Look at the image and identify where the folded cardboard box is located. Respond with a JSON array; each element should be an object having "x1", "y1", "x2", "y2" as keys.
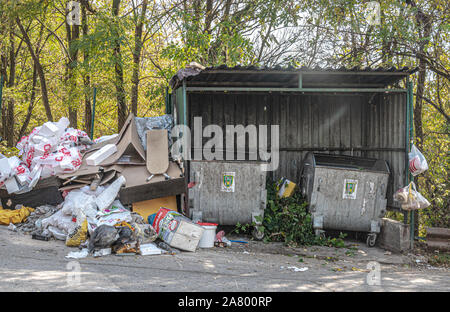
[{"x1": 118, "y1": 162, "x2": 185, "y2": 205}]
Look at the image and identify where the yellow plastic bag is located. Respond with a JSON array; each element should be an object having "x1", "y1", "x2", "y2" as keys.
[
  {"x1": 0, "y1": 206, "x2": 34, "y2": 225},
  {"x1": 66, "y1": 219, "x2": 88, "y2": 247}
]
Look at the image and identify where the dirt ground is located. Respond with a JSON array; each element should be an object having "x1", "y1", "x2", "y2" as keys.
[{"x1": 0, "y1": 225, "x2": 448, "y2": 292}]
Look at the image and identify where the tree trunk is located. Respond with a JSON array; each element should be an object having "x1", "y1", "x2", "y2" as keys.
[
  {"x1": 81, "y1": 3, "x2": 92, "y2": 135},
  {"x1": 112, "y1": 0, "x2": 127, "y2": 130},
  {"x1": 5, "y1": 28, "x2": 16, "y2": 147},
  {"x1": 16, "y1": 17, "x2": 53, "y2": 122},
  {"x1": 66, "y1": 1, "x2": 80, "y2": 129},
  {"x1": 130, "y1": 0, "x2": 148, "y2": 116},
  {"x1": 18, "y1": 63, "x2": 38, "y2": 140}
]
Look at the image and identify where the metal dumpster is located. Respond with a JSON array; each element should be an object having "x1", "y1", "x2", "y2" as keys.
[
  {"x1": 300, "y1": 152, "x2": 390, "y2": 246},
  {"x1": 188, "y1": 160, "x2": 267, "y2": 238}
]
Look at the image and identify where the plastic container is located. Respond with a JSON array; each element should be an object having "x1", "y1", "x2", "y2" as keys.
[{"x1": 197, "y1": 222, "x2": 218, "y2": 248}]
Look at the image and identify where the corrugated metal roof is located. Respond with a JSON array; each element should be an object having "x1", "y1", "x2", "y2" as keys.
[{"x1": 170, "y1": 65, "x2": 418, "y2": 90}]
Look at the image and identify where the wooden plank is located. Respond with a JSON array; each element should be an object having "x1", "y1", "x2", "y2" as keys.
[
  {"x1": 0, "y1": 176, "x2": 61, "y2": 198},
  {"x1": 426, "y1": 240, "x2": 450, "y2": 251},
  {"x1": 426, "y1": 227, "x2": 450, "y2": 238},
  {"x1": 1, "y1": 185, "x2": 63, "y2": 209}
]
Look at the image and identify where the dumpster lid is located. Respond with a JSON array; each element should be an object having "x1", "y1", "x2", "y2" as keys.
[{"x1": 311, "y1": 153, "x2": 390, "y2": 173}]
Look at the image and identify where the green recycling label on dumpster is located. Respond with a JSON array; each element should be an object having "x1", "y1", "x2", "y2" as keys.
[
  {"x1": 222, "y1": 172, "x2": 235, "y2": 192},
  {"x1": 343, "y1": 179, "x2": 358, "y2": 199}
]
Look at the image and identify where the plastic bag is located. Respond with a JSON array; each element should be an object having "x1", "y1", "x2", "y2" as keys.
[
  {"x1": 132, "y1": 223, "x2": 158, "y2": 244},
  {"x1": 393, "y1": 182, "x2": 431, "y2": 210},
  {"x1": 408, "y1": 145, "x2": 428, "y2": 176},
  {"x1": 95, "y1": 200, "x2": 132, "y2": 227},
  {"x1": 61, "y1": 190, "x2": 98, "y2": 219},
  {"x1": 88, "y1": 224, "x2": 120, "y2": 253},
  {"x1": 151, "y1": 208, "x2": 204, "y2": 252},
  {"x1": 135, "y1": 115, "x2": 173, "y2": 151},
  {"x1": 41, "y1": 209, "x2": 73, "y2": 233},
  {"x1": 66, "y1": 218, "x2": 88, "y2": 247},
  {"x1": 48, "y1": 226, "x2": 67, "y2": 240},
  {"x1": 95, "y1": 176, "x2": 126, "y2": 211}
]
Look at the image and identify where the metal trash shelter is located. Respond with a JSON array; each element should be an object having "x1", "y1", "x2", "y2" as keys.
[{"x1": 168, "y1": 65, "x2": 417, "y2": 244}]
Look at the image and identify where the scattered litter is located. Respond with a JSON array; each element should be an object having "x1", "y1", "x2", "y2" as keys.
[
  {"x1": 287, "y1": 266, "x2": 309, "y2": 272},
  {"x1": 139, "y1": 243, "x2": 163, "y2": 256},
  {"x1": 66, "y1": 248, "x2": 89, "y2": 259},
  {"x1": 197, "y1": 222, "x2": 218, "y2": 248},
  {"x1": 243, "y1": 251, "x2": 250, "y2": 254},
  {"x1": 88, "y1": 225, "x2": 120, "y2": 253},
  {"x1": 408, "y1": 144, "x2": 428, "y2": 176},
  {"x1": 93, "y1": 248, "x2": 112, "y2": 257},
  {"x1": 7, "y1": 223, "x2": 17, "y2": 232},
  {"x1": 151, "y1": 208, "x2": 204, "y2": 252},
  {"x1": 133, "y1": 222, "x2": 158, "y2": 244},
  {"x1": 215, "y1": 230, "x2": 231, "y2": 247},
  {"x1": 156, "y1": 241, "x2": 180, "y2": 255}
]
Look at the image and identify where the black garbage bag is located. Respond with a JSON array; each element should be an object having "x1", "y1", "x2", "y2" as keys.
[{"x1": 88, "y1": 225, "x2": 120, "y2": 253}]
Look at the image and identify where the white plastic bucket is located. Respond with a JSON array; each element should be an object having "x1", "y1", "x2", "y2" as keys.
[{"x1": 197, "y1": 223, "x2": 218, "y2": 248}]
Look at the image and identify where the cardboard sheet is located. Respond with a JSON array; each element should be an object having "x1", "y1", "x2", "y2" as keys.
[
  {"x1": 132, "y1": 196, "x2": 177, "y2": 222},
  {"x1": 146, "y1": 129, "x2": 169, "y2": 174}
]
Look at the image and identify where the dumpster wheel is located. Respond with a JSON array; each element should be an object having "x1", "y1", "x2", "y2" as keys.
[
  {"x1": 366, "y1": 233, "x2": 377, "y2": 247},
  {"x1": 252, "y1": 228, "x2": 264, "y2": 241}
]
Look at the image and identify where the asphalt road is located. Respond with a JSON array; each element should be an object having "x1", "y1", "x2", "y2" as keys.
[{"x1": 0, "y1": 226, "x2": 448, "y2": 292}]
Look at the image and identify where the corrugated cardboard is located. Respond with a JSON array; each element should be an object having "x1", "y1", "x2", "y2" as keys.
[
  {"x1": 118, "y1": 162, "x2": 182, "y2": 188},
  {"x1": 146, "y1": 129, "x2": 169, "y2": 174},
  {"x1": 99, "y1": 114, "x2": 146, "y2": 166}
]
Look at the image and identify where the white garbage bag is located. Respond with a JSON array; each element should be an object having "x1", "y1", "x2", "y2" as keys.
[
  {"x1": 408, "y1": 145, "x2": 428, "y2": 176},
  {"x1": 393, "y1": 182, "x2": 431, "y2": 210}
]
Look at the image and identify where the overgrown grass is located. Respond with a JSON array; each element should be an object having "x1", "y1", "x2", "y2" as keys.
[{"x1": 234, "y1": 180, "x2": 346, "y2": 248}]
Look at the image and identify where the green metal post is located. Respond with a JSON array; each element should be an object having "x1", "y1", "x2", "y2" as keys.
[
  {"x1": 407, "y1": 81, "x2": 415, "y2": 249},
  {"x1": 165, "y1": 87, "x2": 169, "y2": 114},
  {"x1": 90, "y1": 87, "x2": 97, "y2": 139},
  {"x1": 0, "y1": 75, "x2": 4, "y2": 124},
  {"x1": 182, "y1": 80, "x2": 187, "y2": 126}
]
